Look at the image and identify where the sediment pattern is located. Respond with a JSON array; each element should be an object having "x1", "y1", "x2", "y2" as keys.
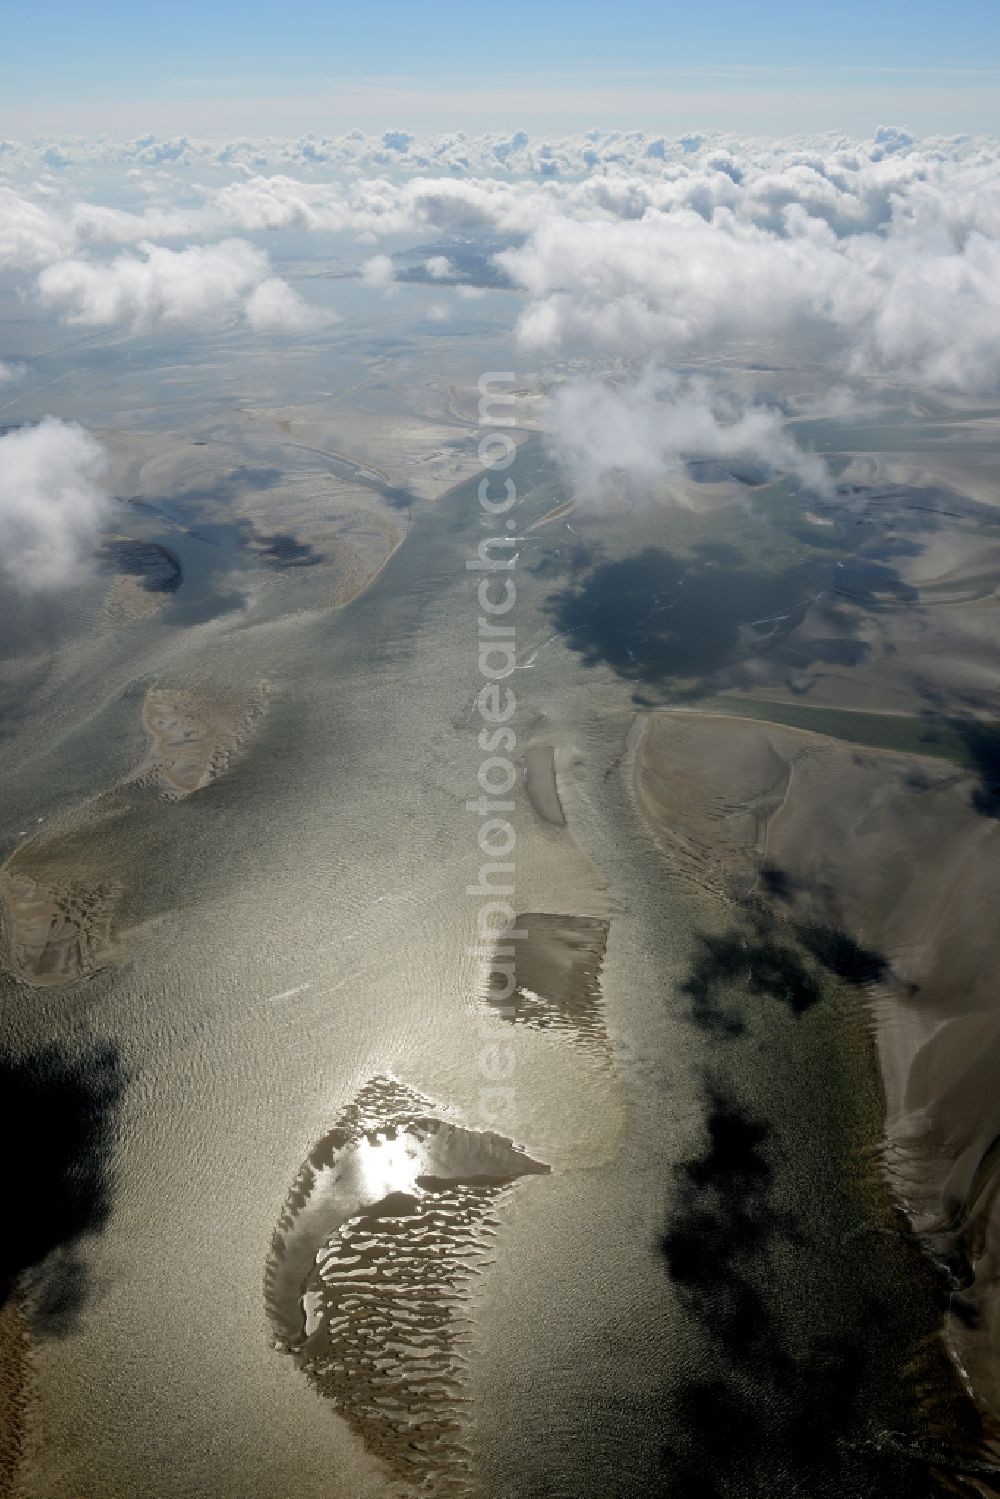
[
  {"x1": 0, "y1": 1299, "x2": 29, "y2": 1499},
  {"x1": 99, "y1": 537, "x2": 183, "y2": 621},
  {"x1": 265, "y1": 1077, "x2": 548, "y2": 1496},
  {"x1": 484, "y1": 913, "x2": 611, "y2": 1052},
  {"x1": 0, "y1": 871, "x2": 117, "y2": 987},
  {"x1": 139, "y1": 686, "x2": 265, "y2": 798}
]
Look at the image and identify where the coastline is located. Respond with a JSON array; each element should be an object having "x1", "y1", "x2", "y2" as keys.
[{"x1": 630, "y1": 707, "x2": 1000, "y2": 1485}]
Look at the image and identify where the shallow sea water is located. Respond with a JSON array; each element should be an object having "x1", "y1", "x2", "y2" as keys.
[
  {"x1": 0, "y1": 438, "x2": 697, "y2": 1498},
  {"x1": 0, "y1": 324, "x2": 961, "y2": 1498}
]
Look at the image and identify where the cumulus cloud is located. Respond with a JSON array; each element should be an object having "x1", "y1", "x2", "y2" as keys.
[
  {"x1": 244, "y1": 275, "x2": 324, "y2": 332},
  {"x1": 0, "y1": 183, "x2": 221, "y2": 270},
  {"x1": 499, "y1": 196, "x2": 1000, "y2": 391},
  {"x1": 425, "y1": 254, "x2": 453, "y2": 278},
  {"x1": 360, "y1": 252, "x2": 396, "y2": 290},
  {"x1": 0, "y1": 418, "x2": 111, "y2": 591},
  {"x1": 0, "y1": 184, "x2": 73, "y2": 268},
  {"x1": 550, "y1": 371, "x2": 830, "y2": 506},
  {"x1": 500, "y1": 211, "x2": 834, "y2": 360},
  {"x1": 859, "y1": 230, "x2": 1000, "y2": 389},
  {"x1": 0, "y1": 359, "x2": 26, "y2": 385},
  {"x1": 4, "y1": 127, "x2": 1000, "y2": 393},
  {"x1": 36, "y1": 239, "x2": 316, "y2": 332},
  {"x1": 0, "y1": 124, "x2": 981, "y2": 195},
  {"x1": 870, "y1": 124, "x2": 915, "y2": 160}
]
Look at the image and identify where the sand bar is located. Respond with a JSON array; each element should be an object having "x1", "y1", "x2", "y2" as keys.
[
  {"x1": 523, "y1": 745, "x2": 566, "y2": 828},
  {"x1": 634, "y1": 708, "x2": 1000, "y2": 1459},
  {"x1": 0, "y1": 871, "x2": 116, "y2": 988}
]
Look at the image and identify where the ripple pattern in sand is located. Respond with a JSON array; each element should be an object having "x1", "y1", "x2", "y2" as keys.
[
  {"x1": 138, "y1": 685, "x2": 266, "y2": 799},
  {"x1": 265, "y1": 1077, "x2": 548, "y2": 1496},
  {"x1": 0, "y1": 871, "x2": 117, "y2": 987},
  {"x1": 484, "y1": 913, "x2": 611, "y2": 1053}
]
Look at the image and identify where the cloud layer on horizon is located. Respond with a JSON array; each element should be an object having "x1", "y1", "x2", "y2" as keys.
[
  {"x1": 2, "y1": 126, "x2": 1000, "y2": 390},
  {"x1": 2, "y1": 126, "x2": 1000, "y2": 533}
]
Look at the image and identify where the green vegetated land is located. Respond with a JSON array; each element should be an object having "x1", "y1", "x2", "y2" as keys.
[{"x1": 700, "y1": 694, "x2": 998, "y2": 770}]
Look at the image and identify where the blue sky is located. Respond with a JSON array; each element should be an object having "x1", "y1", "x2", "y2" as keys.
[{"x1": 3, "y1": 0, "x2": 1000, "y2": 137}]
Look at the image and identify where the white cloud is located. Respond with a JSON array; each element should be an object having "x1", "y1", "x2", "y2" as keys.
[
  {"x1": 0, "y1": 184, "x2": 73, "y2": 268},
  {"x1": 0, "y1": 419, "x2": 112, "y2": 591},
  {"x1": 360, "y1": 252, "x2": 396, "y2": 290},
  {"x1": 859, "y1": 230, "x2": 1000, "y2": 389},
  {"x1": 36, "y1": 238, "x2": 315, "y2": 332},
  {"x1": 425, "y1": 254, "x2": 452, "y2": 277},
  {"x1": 3, "y1": 128, "x2": 1000, "y2": 393},
  {"x1": 0, "y1": 359, "x2": 26, "y2": 386},
  {"x1": 550, "y1": 371, "x2": 830, "y2": 506},
  {"x1": 244, "y1": 275, "x2": 324, "y2": 332},
  {"x1": 498, "y1": 192, "x2": 1000, "y2": 391}
]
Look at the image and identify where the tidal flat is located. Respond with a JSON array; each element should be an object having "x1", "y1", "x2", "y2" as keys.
[{"x1": 2, "y1": 296, "x2": 1000, "y2": 1499}]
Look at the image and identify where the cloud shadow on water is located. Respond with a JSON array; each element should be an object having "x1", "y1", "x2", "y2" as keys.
[
  {"x1": 658, "y1": 903, "x2": 980, "y2": 1496},
  {"x1": 678, "y1": 903, "x2": 888, "y2": 1037},
  {"x1": 953, "y1": 721, "x2": 1000, "y2": 819},
  {"x1": 248, "y1": 528, "x2": 324, "y2": 569},
  {"x1": 544, "y1": 545, "x2": 877, "y2": 688},
  {"x1": 657, "y1": 1081, "x2": 938, "y2": 1499},
  {"x1": 98, "y1": 538, "x2": 183, "y2": 595},
  {"x1": 0, "y1": 1040, "x2": 124, "y2": 1334}
]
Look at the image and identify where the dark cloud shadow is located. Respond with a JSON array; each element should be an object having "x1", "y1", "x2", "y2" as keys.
[
  {"x1": 655, "y1": 887, "x2": 984, "y2": 1496},
  {"x1": 680, "y1": 918, "x2": 822, "y2": 1035},
  {"x1": 544, "y1": 545, "x2": 878, "y2": 687},
  {"x1": 380, "y1": 484, "x2": 418, "y2": 510},
  {"x1": 677, "y1": 900, "x2": 889, "y2": 1036},
  {"x1": 906, "y1": 712, "x2": 1000, "y2": 820},
  {"x1": 0, "y1": 1040, "x2": 124, "y2": 1334},
  {"x1": 170, "y1": 466, "x2": 286, "y2": 508},
  {"x1": 98, "y1": 538, "x2": 183, "y2": 594},
  {"x1": 530, "y1": 538, "x2": 601, "y2": 581},
  {"x1": 657, "y1": 1079, "x2": 975, "y2": 1498},
  {"x1": 954, "y1": 721, "x2": 1000, "y2": 819},
  {"x1": 793, "y1": 920, "x2": 889, "y2": 985},
  {"x1": 248, "y1": 529, "x2": 323, "y2": 569}
]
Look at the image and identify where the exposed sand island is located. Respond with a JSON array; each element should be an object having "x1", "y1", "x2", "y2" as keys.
[
  {"x1": 633, "y1": 709, "x2": 1000, "y2": 1474},
  {"x1": 0, "y1": 684, "x2": 264, "y2": 987},
  {"x1": 484, "y1": 913, "x2": 611, "y2": 1053},
  {"x1": 98, "y1": 536, "x2": 183, "y2": 622},
  {"x1": 231, "y1": 472, "x2": 405, "y2": 611},
  {"x1": 523, "y1": 745, "x2": 566, "y2": 828},
  {"x1": 138, "y1": 686, "x2": 266, "y2": 799},
  {"x1": 102, "y1": 429, "x2": 409, "y2": 623},
  {"x1": 0, "y1": 870, "x2": 117, "y2": 988},
  {"x1": 265, "y1": 1077, "x2": 549, "y2": 1497}
]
